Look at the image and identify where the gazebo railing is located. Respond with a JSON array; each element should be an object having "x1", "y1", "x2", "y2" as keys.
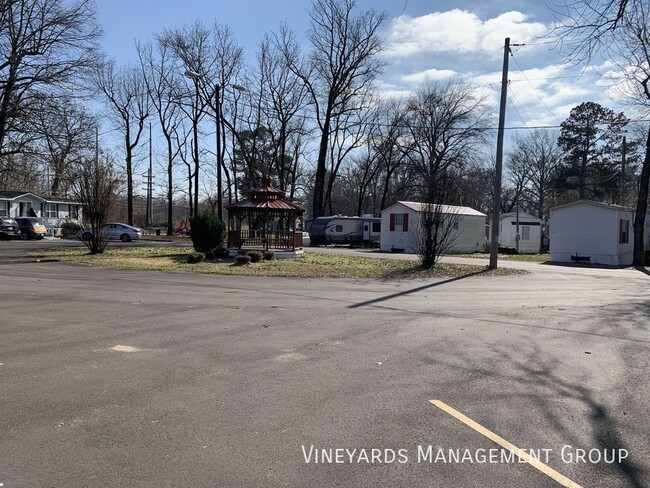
[{"x1": 228, "y1": 229, "x2": 303, "y2": 250}]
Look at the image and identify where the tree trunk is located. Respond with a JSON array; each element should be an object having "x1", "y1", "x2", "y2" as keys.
[
  {"x1": 633, "y1": 127, "x2": 650, "y2": 266},
  {"x1": 312, "y1": 113, "x2": 331, "y2": 219},
  {"x1": 580, "y1": 143, "x2": 588, "y2": 199},
  {"x1": 125, "y1": 141, "x2": 134, "y2": 226},
  {"x1": 167, "y1": 136, "x2": 174, "y2": 236}
]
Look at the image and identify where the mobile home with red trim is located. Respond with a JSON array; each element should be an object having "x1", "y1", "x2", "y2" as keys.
[{"x1": 380, "y1": 201, "x2": 486, "y2": 254}]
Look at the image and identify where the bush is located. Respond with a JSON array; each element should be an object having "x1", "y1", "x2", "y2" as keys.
[
  {"x1": 204, "y1": 249, "x2": 216, "y2": 261},
  {"x1": 190, "y1": 213, "x2": 225, "y2": 253},
  {"x1": 234, "y1": 254, "x2": 251, "y2": 265},
  {"x1": 247, "y1": 250, "x2": 263, "y2": 263},
  {"x1": 214, "y1": 246, "x2": 230, "y2": 259},
  {"x1": 186, "y1": 252, "x2": 206, "y2": 264},
  {"x1": 263, "y1": 250, "x2": 275, "y2": 261},
  {"x1": 61, "y1": 221, "x2": 81, "y2": 238}
]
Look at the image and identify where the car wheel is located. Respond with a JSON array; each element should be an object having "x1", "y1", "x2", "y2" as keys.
[
  {"x1": 81, "y1": 232, "x2": 93, "y2": 241},
  {"x1": 120, "y1": 234, "x2": 131, "y2": 242},
  {"x1": 20, "y1": 232, "x2": 28, "y2": 240}
]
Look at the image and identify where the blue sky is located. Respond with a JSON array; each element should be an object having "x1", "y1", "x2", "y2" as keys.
[{"x1": 96, "y1": 0, "x2": 633, "y2": 134}]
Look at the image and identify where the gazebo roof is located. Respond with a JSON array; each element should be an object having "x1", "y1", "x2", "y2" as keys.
[{"x1": 226, "y1": 175, "x2": 305, "y2": 213}]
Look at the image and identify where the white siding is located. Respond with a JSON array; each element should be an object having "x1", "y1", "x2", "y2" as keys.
[
  {"x1": 380, "y1": 203, "x2": 485, "y2": 254},
  {"x1": 380, "y1": 206, "x2": 420, "y2": 253},
  {"x1": 550, "y1": 202, "x2": 634, "y2": 266},
  {"x1": 498, "y1": 213, "x2": 542, "y2": 253}
]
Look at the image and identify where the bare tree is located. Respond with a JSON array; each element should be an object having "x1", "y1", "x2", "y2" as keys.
[
  {"x1": 95, "y1": 61, "x2": 150, "y2": 226},
  {"x1": 31, "y1": 96, "x2": 96, "y2": 196},
  {"x1": 0, "y1": 0, "x2": 99, "y2": 171},
  {"x1": 416, "y1": 202, "x2": 461, "y2": 268},
  {"x1": 279, "y1": 0, "x2": 386, "y2": 219},
  {"x1": 402, "y1": 80, "x2": 492, "y2": 267},
  {"x1": 74, "y1": 157, "x2": 121, "y2": 254},
  {"x1": 551, "y1": 0, "x2": 650, "y2": 265},
  {"x1": 160, "y1": 21, "x2": 244, "y2": 216},
  {"x1": 138, "y1": 40, "x2": 184, "y2": 235},
  {"x1": 509, "y1": 130, "x2": 563, "y2": 220}
]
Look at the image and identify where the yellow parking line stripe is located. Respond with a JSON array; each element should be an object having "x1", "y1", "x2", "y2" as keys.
[{"x1": 429, "y1": 400, "x2": 583, "y2": 488}]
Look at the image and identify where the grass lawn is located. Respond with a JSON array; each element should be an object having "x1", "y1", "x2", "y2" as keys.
[
  {"x1": 452, "y1": 252, "x2": 550, "y2": 263},
  {"x1": 31, "y1": 246, "x2": 527, "y2": 280}
]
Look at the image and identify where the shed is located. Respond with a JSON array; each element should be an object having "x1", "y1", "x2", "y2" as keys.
[
  {"x1": 498, "y1": 211, "x2": 542, "y2": 253},
  {"x1": 380, "y1": 201, "x2": 486, "y2": 254},
  {"x1": 549, "y1": 200, "x2": 650, "y2": 266}
]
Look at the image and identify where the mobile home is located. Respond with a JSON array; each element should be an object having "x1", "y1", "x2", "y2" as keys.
[{"x1": 380, "y1": 201, "x2": 486, "y2": 254}]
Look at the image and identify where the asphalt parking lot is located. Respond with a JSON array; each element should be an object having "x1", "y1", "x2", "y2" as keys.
[{"x1": 0, "y1": 242, "x2": 649, "y2": 487}]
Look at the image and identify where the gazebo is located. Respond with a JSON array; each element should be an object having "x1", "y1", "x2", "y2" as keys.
[{"x1": 226, "y1": 175, "x2": 306, "y2": 258}]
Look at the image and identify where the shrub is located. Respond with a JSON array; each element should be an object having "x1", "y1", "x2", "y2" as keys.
[
  {"x1": 263, "y1": 250, "x2": 275, "y2": 261},
  {"x1": 247, "y1": 250, "x2": 263, "y2": 263},
  {"x1": 214, "y1": 246, "x2": 230, "y2": 259},
  {"x1": 189, "y1": 213, "x2": 225, "y2": 252},
  {"x1": 186, "y1": 252, "x2": 205, "y2": 264},
  {"x1": 61, "y1": 221, "x2": 81, "y2": 238},
  {"x1": 204, "y1": 250, "x2": 216, "y2": 261},
  {"x1": 234, "y1": 254, "x2": 251, "y2": 265}
]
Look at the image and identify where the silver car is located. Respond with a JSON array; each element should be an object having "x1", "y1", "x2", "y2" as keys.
[{"x1": 79, "y1": 223, "x2": 142, "y2": 242}]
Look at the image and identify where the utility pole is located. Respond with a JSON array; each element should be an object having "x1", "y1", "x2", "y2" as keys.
[
  {"x1": 215, "y1": 83, "x2": 223, "y2": 221},
  {"x1": 489, "y1": 37, "x2": 511, "y2": 270},
  {"x1": 146, "y1": 122, "x2": 152, "y2": 227},
  {"x1": 620, "y1": 135, "x2": 627, "y2": 207}
]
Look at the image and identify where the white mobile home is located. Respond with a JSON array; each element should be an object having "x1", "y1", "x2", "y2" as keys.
[
  {"x1": 549, "y1": 200, "x2": 650, "y2": 266},
  {"x1": 498, "y1": 212, "x2": 542, "y2": 253},
  {"x1": 0, "y1": 191, "x2": 83, "y2": 235},
  {"x1": 380, "y1": 201, "x2": 486, "y2": 254}
]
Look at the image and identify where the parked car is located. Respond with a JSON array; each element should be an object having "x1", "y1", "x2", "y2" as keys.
[
  {"x1": 15, "y1": 217, "x2": 48, "y2": 240},
  {"x1": 79, "y1": 222, "x2": 142, "y2": 242},
  {"x1": 0, "y1": 216, "x2": 22, "y2": 240}
]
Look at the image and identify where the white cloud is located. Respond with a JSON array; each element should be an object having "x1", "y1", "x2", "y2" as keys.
[
  {"x1": 400, "y1": 68, "x2": 458, "y2": 84},
  {"x1": 385, "y1": 9, "x2": 548, "y2": 58}
]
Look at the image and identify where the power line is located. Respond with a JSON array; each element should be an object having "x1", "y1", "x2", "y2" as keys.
[{"x1": 510, "y1": 51, "x2": 563, "y2": 125}]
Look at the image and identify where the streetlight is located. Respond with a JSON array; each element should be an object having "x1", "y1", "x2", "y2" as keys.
[{"x1": 184, "y1": 70, "x2": 245, "y2": 221}]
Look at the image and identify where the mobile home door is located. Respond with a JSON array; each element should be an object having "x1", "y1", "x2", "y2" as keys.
[{"x1": 363, "y1": 221, "x2": 370, "y2": 241}]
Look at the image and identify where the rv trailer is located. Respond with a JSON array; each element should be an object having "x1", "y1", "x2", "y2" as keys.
[{"x1": 308, "y1": 215, "x2": 381, "y2": 247}]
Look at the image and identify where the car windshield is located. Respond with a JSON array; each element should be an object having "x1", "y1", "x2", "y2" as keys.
[{"x1": 2, "y1": 218, "x2": 18, "y2": 225}]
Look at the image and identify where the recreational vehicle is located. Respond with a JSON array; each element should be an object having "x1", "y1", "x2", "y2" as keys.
[{"x1": 308, "y1": 215, "x2": 381, "y2": 247}]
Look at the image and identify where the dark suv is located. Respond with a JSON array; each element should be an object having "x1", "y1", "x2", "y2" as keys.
[
  {"x1": 0, "y1": 216, "x2": 21, "y2": 240},
  {"x1": 15, "y1": 217, "x2": 48, "y2": 240}
]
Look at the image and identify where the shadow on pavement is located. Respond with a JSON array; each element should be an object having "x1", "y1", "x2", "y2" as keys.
[
  {"x1": 420, "y1": 345, "x2": 647, "y2": 487},
  {"x1": 349, "y1": 269, "x2": 488, "y2": 309}
]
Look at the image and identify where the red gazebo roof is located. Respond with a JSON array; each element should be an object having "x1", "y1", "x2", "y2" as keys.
[{"x1": 226, "y1": 175, "x2": 305, "y2": 213}]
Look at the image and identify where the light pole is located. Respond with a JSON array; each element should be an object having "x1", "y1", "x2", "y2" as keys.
[
  {"x1": 184, "y1": 70, "x2": 201, "y2": 217},
  {"x1": 184, "y1": 70, "x2": 245, "y2": 221}
]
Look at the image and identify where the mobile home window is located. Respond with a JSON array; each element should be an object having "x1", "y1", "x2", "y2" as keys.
[
  {"x1": 45, "y1": 203, "x2": 58, "y2": 218},
  {"x1": 619, "y1": 219, "x2": 629, "y2": 244},
  {"x1": 0, "y1": 201, "x2": 8, "y2": 216},
  {"x1": 372, "y1": 222, "x2": 380, "y2": 233},
  {"x1": 521, "y1": 225, "x2": 530, "y2": 241},
  {"x1": 69, "y1": 205, "x2": 79, "y2": 220}
]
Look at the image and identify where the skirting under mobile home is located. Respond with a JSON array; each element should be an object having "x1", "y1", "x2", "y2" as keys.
[{"x1": 380, "y1": 201, "x2": 486, "y2": 254}]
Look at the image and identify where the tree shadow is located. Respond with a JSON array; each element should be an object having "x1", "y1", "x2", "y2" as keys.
[
  {"x1": 349, "y1": 269, "x2": 489, "y2": 309},
  {"x1": 420, "y1": 344, "x2": 646, "y2": 487},
  {"x1": 633, "y1": 265, "x2": 650, "y2": 277}
]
